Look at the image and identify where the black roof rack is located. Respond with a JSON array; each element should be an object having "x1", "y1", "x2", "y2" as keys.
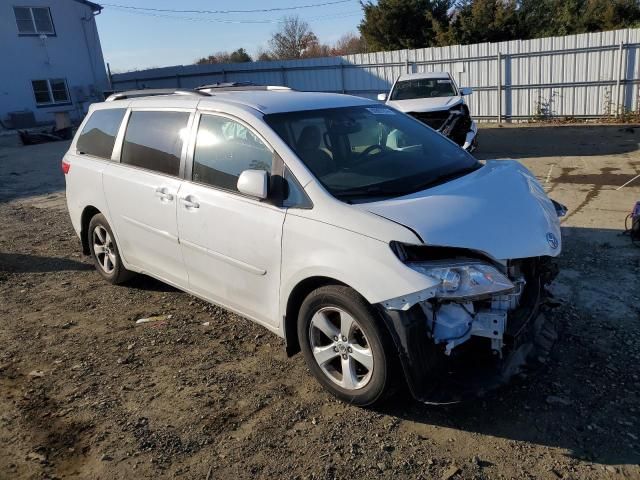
[
  {"x1": 198, "y1": 82, "x2": 255, "y2": 89},
  {"x1": 105, "y1": 88, "x2": 210, "y2": 102}
]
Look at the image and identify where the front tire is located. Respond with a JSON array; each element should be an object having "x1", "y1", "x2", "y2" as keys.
[
  {"x1": 297, "y1": 285, "x2": 396, "y2": 406},
  {"x1": 88, "y1": 213, "x2": 134, "y2": 284}
]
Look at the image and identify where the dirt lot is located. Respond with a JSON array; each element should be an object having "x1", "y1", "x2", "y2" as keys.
[{"x1": 1, "y1": 124, "x2": 639, "y2": 479}]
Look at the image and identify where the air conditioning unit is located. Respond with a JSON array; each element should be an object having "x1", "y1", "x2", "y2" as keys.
[{"x1": 9, "y1": 110, "x2": 36, "y2": 129}]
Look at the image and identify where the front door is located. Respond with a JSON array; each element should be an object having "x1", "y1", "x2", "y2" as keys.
[
  {"x1": 177, "y1": 113, "x2": 285, "y2": 326},
  {"x1": 103, "y1": 109, "x2": 192, "y2": 286}
]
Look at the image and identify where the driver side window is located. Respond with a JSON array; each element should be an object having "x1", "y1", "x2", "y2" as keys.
[{"x1": 192, "y1": 114, "x2": 273, "y2": 192}]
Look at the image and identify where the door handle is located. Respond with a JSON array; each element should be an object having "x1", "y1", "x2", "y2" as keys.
[
  {"x1": 180, "y1": 195, "x2": 200, "y2": 209},
  {"x1": 155, "y1": 187, "x2": 174, "y2": 201}
]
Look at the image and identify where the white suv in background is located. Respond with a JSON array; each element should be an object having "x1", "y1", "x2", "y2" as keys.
[
  {"x1": 378, "y1": 72, "x2": 478, "y2": 152},
  {"x1": 63, "y1": 87, "x2": 563, "y2": 405}
]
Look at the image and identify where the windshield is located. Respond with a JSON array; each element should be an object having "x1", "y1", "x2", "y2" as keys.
[
  {"x1": 390, "y1": 78, "x2": 457, "y2": 101},
  {"x1": 264, "y1": 105, "x2": 480, "y2": 203}
]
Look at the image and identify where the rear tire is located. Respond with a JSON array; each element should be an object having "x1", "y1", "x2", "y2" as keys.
[
  {"x1": 297, "y1": 285, "x2": 397, "y2": 406},
  {"x1": 88, "y1": 213, "x2": 134, "y2": 284}
]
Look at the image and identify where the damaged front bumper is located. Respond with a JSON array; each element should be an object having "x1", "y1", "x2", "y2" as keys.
[
  {"x1": 377, "y1": 257, "x2": 558, "y2": 404},
  {"x1": 461, "y1": 120, "x2": 478, "y2": 152},
  {"x1": 409, "y1": 109, "x2": 478, "y2": 153}
]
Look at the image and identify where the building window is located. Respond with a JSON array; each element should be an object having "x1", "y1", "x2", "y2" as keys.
[
  {"x1": 32, "y1": 79, "x2": 70, "y2": 106},
  {"x1": 14, "y1": 6, "x2": 55, "y2": 35}
]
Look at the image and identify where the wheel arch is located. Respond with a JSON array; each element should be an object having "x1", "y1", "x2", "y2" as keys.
[
  {"x1": 284, "y1": 276, "x2": 348, "y2": 357},
  {"x1": 80, "y1": 205, "x2": 101, "y2": 255}
]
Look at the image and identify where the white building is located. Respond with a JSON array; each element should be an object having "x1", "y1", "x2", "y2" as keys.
[{"x1": 0, "y1": 0, "x2": 109, "y2": 127}]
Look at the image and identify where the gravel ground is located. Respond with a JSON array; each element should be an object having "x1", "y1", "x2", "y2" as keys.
[{"x1": 1, "y1": 125, "x2": 639, "y2": 479}]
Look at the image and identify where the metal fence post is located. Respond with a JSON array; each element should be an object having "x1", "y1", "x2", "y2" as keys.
[
  {"x1": 497, "y1": 51, "x2": 502, "y2": 123},
  {"x1": 616, "y1": 41, "x2": 624, "y2": 117},
  {"x1": 340, "y1": 63, "x2": 346, "y2": 93}
]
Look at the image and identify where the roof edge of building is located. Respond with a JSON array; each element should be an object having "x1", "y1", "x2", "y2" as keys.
[{"x1": 72, "y1": 0, "x2": 103, "y2": 13}]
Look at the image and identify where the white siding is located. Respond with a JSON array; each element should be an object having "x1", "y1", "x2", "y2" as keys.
[{"x1": 0, "y1": 0, "x2": 109, "y2": 124}]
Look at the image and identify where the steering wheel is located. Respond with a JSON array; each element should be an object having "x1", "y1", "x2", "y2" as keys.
[{"x1": 357, "y1": 144, "x2": 390, "y2": 159}]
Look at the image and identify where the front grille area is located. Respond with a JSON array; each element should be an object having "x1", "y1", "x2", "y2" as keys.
[
  {"x1": 409, "y1": 108, "x2": 472, "y2": 147},
  {"x1": 408, "y1": 111, "x2": 450, "y2": 129},
  {"x1": 449, "y1": 114, "x2": 471, "y2": 146}
]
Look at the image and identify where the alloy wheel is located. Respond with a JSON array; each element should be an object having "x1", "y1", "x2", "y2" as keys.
[
  {"x1": 308, "y1": 306, "x2": 374, "y2": 390},
  {"x1": 92, "y1": 225, "x2": 116, "y2": 274}
]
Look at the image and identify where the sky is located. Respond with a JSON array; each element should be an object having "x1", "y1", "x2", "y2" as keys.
[{"x1": 94, "y1": 0, "x2": 366, "y2": 73}]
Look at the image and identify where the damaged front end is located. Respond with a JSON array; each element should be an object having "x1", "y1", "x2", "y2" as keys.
[
  {"x1": 409, "y1": 105, "x2": 478, "y2": 152},
  {"x1": 379, "y1": 243, "x2": 559, "y2": 404}
]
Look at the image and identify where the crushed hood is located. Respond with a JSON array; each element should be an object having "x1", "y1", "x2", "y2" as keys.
[
  {"x1": 358, "y1": 160, "x2": 562, "y2": 260},
  {"x1": 387, "y1": 97, "x2": 463, "y2": 113}
]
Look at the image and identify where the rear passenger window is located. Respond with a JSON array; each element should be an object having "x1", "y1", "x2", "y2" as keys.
[
  {"x1": 193, "y1": 115, "x2": 272, "y2": 192},
  {"x1": 121, "y1": 111, "x2": 190, "y2": 176},
  {"x1": 76, "y1": 108, "x2": 126, "y2": 159}
]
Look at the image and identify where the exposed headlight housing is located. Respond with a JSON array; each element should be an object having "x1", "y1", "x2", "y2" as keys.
[{"x1": 408, "y1": 260, "x2": 514, "y2": 299}]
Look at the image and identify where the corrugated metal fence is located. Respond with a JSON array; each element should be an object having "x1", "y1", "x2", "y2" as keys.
[{"x1": 111, "y1": 28, "x2": 640, "y2": 121}]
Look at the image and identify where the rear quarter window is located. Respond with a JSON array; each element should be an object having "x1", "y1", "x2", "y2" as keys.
[{"x1": 76, "y1": 108, "x2": 126, "y2": 159}]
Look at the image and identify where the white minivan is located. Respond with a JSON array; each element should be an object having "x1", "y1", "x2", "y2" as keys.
[{"x1": 63, "y1": 87, "x2": 563, "y2": 405}]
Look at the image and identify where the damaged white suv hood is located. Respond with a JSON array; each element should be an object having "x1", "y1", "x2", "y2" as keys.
[
  {"x1": 387, "y1": 96, "x2": 463, "y2": 113},
  {"x1": 358, "y1": 160, "x2": 562, "y2": 260}
]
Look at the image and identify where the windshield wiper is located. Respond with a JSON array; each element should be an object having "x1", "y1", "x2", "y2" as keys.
[
  {"x1": 334, "y1": 185, "x2": 410, "y2": 199},
  {"x1": 334, "y1": 164, "x2": 481, "y2": 202},
  {"x1": 412, "y1": 164, "x2": 481, "y2": 191}
]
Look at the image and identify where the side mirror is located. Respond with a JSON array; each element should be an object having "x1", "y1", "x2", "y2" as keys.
[
  {"x1": 377, "y1": 93, "x2": 387, "y2": 102},
  {"x1": 237, "y1": 169, "x2": 268, "y2": 199},
  {"x1": 460, "y1": 87, "x2": 473, "y2": 96}
]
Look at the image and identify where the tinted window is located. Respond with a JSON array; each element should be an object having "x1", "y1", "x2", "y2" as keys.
[
  {"x1": 121, "y1": 111, "x2": 190, "y2": 176},
  {"x1": 264, "y1": 105, "x2": 479, "y2": 203},
  {"x1": 193, "y1": 115, "x2": 272, "y2": 192},
  {"x1": 76, "y1": 108, "x2": 126, "y2": 159}
]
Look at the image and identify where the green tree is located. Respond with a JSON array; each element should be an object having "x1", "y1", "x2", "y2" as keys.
[
  {"x1": 581, "y1": 0, "x2": 640, "y2": 32},
  {"x1": 195, "y1": 48, "x2": 252, "y2": 65},
  {"x1": 227, "y1": 48, "x2": 253, "y2": 63},
  {"x1": 448, "y1": 0, "x2": 520, "y2": 45},
  {"x1": 516, "y1": 0, "x2": 555, "y2": 38},
  {"x1": 518, "y1": 0, "x2": 640, "y2": 38},
  {"x1": 358, "y1": 0, "x2": 453, "y2": 50}
]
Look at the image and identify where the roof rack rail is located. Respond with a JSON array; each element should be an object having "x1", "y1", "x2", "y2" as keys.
[
  {"x1": 196, "y1": 82, "x2": 293, "y2": 93},
  {"x1": 105, "y1": 88, "x2": 210, "y2": 102}
]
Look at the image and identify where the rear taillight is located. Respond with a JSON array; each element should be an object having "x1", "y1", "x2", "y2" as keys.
[{"x1": 62, "y1": 159, "x2": 70, "y2": 174}]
